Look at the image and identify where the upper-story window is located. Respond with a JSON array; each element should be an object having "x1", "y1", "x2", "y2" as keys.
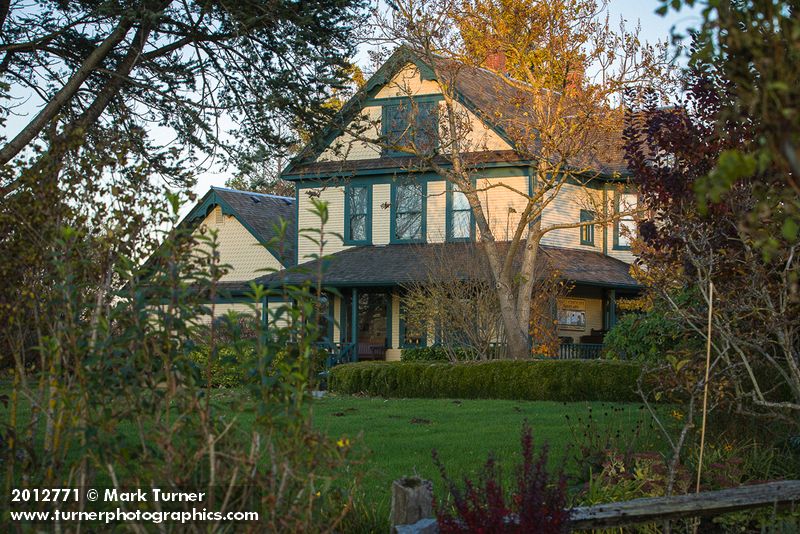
[
  {"x1": 382, "y1": 100, "x2": 438, "y2": 155},
  {"x1": 345, "y1": 184, "x2": 371, "y2": 244},
  {"x1": 579, "y1": 209, "x2": 595, "y2": 246},
  {"x1": 614, "y1": 192, "x2": 637, "y2": 250},
  {"x1": 392, "y1": 182, "x2": 426, "y2": 243},
  {"x1": 447, "y1": 183, "x2": 472, "y2": 241}
]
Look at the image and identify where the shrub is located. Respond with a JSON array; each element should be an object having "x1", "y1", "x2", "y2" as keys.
[
  {"x1": 328, "y1": 360, "x2": 642, "y2": 402},
  {"x1": 401, "y1": 346, "x2": 469, "y2": 362},
  {"x1": 402, "y1": 345, "x2": 511, "y2": 362},
  {"x1": 434, "y1": 422, "x2": 569, "y2": 533},
  {"x1": 603, "y1": 308, "x2": 692, "y2": 363},
  {"x1": 188, "y1": 344, "x2": 254, "y2": 388}
]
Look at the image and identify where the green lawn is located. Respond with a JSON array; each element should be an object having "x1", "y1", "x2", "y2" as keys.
[
  {"x1": 2, "y1": 388, "x2": 659, "y2": 524},
  {"x1": 306, "y1": 394, "x2": 657, "y2": 517}
]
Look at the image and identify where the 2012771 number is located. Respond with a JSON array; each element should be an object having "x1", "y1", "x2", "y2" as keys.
[{"x1": 11, "y1": 488, "x2": 79, "y2": 502}]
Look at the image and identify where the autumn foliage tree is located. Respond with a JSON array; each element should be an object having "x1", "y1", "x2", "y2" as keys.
[
  {"x1": 660, "y1": 0, "x2": 800, "y2": 258},
  {"x1": 625, "y1": 60, "x2": 800, "y2": 427}
]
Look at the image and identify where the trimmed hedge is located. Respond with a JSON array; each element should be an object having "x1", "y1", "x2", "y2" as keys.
[
  {"x1": 328, "y1": 360, "x2": 643, "y2": 402},
  {"x1": 401, "y1": 346, "x2": 469, "y2": 362}
]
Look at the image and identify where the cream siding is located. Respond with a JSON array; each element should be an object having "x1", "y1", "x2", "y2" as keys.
[
  {"x1": 197, "y1": 302, "x2": 261, "y2": 325},
  {"x1": 426, "y1": 180, "x2": 447, "y2": 242},
  {"x1": 607, "y1": 243, "x2": 635, "y2": 264},
  {"x1": 443, "y1": 101, "x2": 510, "y2": 153},
  {"x1": 317, "y1": 106, "x2": 382, "y2": 162},
  {"x1": 267, "y1": 300, "x2": 289, "y2": 330},
  {"x1": 475, "y1": 175, "x2": 530, "y2": 241},
  {"x1": 374, "y1": 64, "x2": 441, "y2": 98},
  {"x1": 540, "y1": 183, "x2": 605, "y2": 252},
  {"x1": 332, "y1": 295, "x2": 341, "y2": 342},
  {"x1": 297, "y1": 186, "x2": 348, "y2": 262},
  {"x1": 195, "y1": 207, "x2": 283, "y2": 281},
  {"x1": 373, "y1": 184, "x2": 391, "y2": 245}
]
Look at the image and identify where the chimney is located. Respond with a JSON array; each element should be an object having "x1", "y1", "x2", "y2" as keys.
[{"x1": 484, "y1": 51, "x2": 507, "y2": 74}]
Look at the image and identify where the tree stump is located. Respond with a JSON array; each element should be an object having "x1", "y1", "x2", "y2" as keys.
[{"x1": 390, "y1": 476, "x2": 434, "y2": 533}]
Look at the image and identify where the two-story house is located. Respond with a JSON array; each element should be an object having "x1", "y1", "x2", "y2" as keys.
[{"x1": 188, "y1": 47, "x2": 641, "y2": 361}]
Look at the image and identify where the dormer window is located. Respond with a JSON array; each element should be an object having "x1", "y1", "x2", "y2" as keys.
[{"x1": 382, "y1": 100, "x2": 438, "y2": 156}]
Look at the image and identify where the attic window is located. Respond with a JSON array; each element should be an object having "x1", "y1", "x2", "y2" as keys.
[{"x1": 382, "y1": 100, "x2": 438, "y2": 156}]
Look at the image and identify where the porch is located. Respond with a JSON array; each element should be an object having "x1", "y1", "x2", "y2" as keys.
[
  {"x1": 316, "y1": 284, "x2": 634, "y2": 367},
  {"x1": 251, "y1": 242, "x2": 642, "y2": 368}
]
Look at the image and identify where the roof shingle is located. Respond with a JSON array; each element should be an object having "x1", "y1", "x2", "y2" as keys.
[
  {"x1": 248, "y1": 242, "x2": 640, "y2": 290},
  {"x1": 210, "y1": 187, "x2": 296, "y2": 266}
]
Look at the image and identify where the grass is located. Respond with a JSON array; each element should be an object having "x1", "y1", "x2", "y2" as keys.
[
  {"x1": 1, "y1": 386, "x2": 660, "y2": 525},
  {"x1": 306, "y1": 394, "x2": 658, "y2": 518}
]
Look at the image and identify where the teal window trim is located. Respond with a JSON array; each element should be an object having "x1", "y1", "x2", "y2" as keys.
[
  {"x1": 613, "y1": 190, "x2": 635, "y2": 251},
  {"x1": 390, "y1": 181, "x2": 427, "y2": 243},
  {"x1": 368, "y1": 94, "x2": 443, "y2": 107},
  {"x1": 446, "y1": 182, "x2": 474, "y2": 242},
  {"x1": 579, "y1": 209, "x2": 595, "y2": 246},
  {"x1": 399, "y1": 302, "x2": 426, "y2": 349},
  {"x1": 381, "y1": 99, "x2": 439, "y2": 157},
  {"x1": 344, "y1": 184, "x2": 372, "y2": 245}
]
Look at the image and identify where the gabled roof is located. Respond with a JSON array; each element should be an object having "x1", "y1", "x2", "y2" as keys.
[
  {"x1": 246, "y1": 242, "x2": 640, "y2": 290},
  {"x1": 283, "y1": 46, "x2": 627, "y2": 180},
  {"x1": 185, "y1": 186, "x2": 296, "y2": 267}
]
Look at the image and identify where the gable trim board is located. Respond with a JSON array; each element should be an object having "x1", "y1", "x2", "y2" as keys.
[{"x1": 292, "y1": 168, "x2": 618, "y2": 192}]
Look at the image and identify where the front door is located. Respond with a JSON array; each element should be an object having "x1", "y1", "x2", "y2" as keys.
[{"x1": 357, "y1": 290, "x2": 389, "y2": 360}]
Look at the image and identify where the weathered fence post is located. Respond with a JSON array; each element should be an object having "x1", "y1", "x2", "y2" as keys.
[{"x1": 389, "y1": 477, "x2": 437, "y2": 534}]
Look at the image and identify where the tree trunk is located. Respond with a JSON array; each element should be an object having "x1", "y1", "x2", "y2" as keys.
[
  {"x1": 390, "y1": 477, "x2": 434, "y2": 532},
  {"x1": 495, "y1": 274, "x2": 530, "y2": 359}
]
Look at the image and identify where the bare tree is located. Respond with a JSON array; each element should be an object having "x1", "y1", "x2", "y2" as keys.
[
  {"x1": 319, "y1": 0, "x2": 673, "y2": 358},
  {"x1": 403, "y1": 241, "x2": 573, "y2": 360}
]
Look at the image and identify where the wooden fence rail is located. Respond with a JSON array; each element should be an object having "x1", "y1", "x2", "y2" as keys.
[
  {"x1": 391, "y1": 479, "x2": 800, "y2": 533},
  {"x1": 569, "y1": 480, "x2": 800, "y2": 530}
]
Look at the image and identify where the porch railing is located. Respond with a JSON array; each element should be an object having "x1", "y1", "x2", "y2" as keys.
[
  {"x1": 317, "y1": 341, "x2": 357, "y2": 369},
  {"x1": 558, "y1": 343, "x2": 604, "y2": 360}
]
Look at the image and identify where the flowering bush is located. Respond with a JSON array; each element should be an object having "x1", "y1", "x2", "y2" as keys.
[{"x1": 434, "y1": 423, "x2": 569, "y2": 533}]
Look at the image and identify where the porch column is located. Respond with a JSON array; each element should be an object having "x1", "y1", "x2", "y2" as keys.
[
  {"x1": 351, "y1": 288, "x2": 358, "y2": 362},
  {"x1": 607, "y1": 289, "x2": 617, "y2": 329}
]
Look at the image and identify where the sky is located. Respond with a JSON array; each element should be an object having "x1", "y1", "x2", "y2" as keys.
[
  {"x1": 189, "y1": 1, "x2": 703, "y2": 201},
  {"x1": 1, "y1": 1, "x2": 704, "y2": 217}
]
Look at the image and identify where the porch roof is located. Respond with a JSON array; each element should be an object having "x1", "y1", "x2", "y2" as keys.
[{"x1": 248, "y1": 243, "x2": 641, "y2": 291}]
